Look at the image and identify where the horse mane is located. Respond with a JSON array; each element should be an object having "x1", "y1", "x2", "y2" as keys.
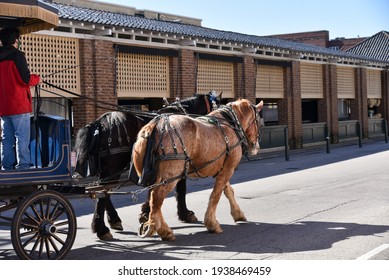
[
  {"x1": 158, "y1": 93, "x2": 210, "y2": 115},
  {"x1": 98, "y1": 111, "x2": 129, "y2": 131}
]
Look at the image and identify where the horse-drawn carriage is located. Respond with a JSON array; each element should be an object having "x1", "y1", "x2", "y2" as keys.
[
  {"x1": 1, "y1": 1, "x2": 264, "y2": 260},
  {"x1": 0, "y1": 93, "x2": 223, "y2": 260}
]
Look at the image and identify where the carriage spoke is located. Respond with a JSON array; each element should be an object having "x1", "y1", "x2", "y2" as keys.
[
  {"x1": 48, "y1": 200, "x2": 61, "y2": 220},
  {"x1": 50, "y1": 232, "x2": 66, "y2": 246},
  {"x1": 20, "y1": 229, "x2": 38, "y2": 238},
  {"x1": 30, "y1": 203, "x2": 43, "y2": 223},
  {"x1": 51, "y1": 205, "x2": 65, "y2": 222},
  {"x1": 21, "y1": 212, "x2": 39, "y2": 229},
  {"x1": 38, "y1": 199, "x2": 46, "y2": 220},
  {"x1": 21, "y1": 232, "x2": 38, "y2": 247},
  {"x1": 45, "y1": 197, "x2": 52, "y2": 220},
  {"x1": 48, "y1": 236, "x2": 61, "y2": 254},
  {"x1": 38, "y1": 236, "x2": 44, "y2": 258},
  {"x1": 25, "y1": 235, "x2": 41, "y2": 258},
  {"x1": 54, "y1": 220, "x2": 69, "y2": 227},
  {"x1": 45, "y1": 238, "x2": 52, "y2": 259}
]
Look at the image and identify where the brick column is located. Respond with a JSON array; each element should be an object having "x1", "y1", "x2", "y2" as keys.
[
  {"x1": 319, "y1": 64, "x2": 339, "y2": 143},
  {"x1": 242, "y1": 55, "x2": 255, "y2": 103},
  {"x1": 351, "y1": 68, "x2": 368, "y2": 138},
  {"x1": 179, "y1": 49, "x2": 197, "y2": 99},
  {"x1": 73, "y1": 39, "x2": 116, "y2": 133},
  {"x1": 381, "y1": 70, "x2": 389, "y2": 126},
  {"x1": 279, "y1": 61, "x2": 302, "y2": 149},
  {"x1": 94, "y1": 40, "x2": 116, "y2": 117}
]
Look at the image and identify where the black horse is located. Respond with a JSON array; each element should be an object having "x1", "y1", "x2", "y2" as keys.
[{"x1": 74, "y1": 92, "x2": 220, "y2": 240}]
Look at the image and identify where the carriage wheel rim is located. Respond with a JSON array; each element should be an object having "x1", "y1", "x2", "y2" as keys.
[{"x1": 11, "y1": 190, "x2": 77, "y2": 260}]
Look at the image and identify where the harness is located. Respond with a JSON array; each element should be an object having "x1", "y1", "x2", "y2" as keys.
[
  {"x1": 89, "y1": 94, "x2": 217, "y2": 182},
  {"x1": 86, "y1": 119, "x2": 133, "y2": 181},
  {"x1": 150, "y1": 103, "x2": 258, "y2": 183}
]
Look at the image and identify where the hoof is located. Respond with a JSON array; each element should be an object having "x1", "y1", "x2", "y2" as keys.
[
  {"x1": 234, "y1": 216, "x2": 247, "y2": 222},
  {"x1": 208, "y1": 228, "x2": 223, "y2": 234},
  {"x1": 206, "y1": 224, "x2": 223, "y2": 234},
  {"x1": 161, "y1": 233, "x2": 176, "y2": 241},
  {"x1": 138, "y1": 223, "x2": 154, "y2": 238},
  {"x1": 109, "y1": 221, "x2": 123, "y2": 231},
  {"x1": 98, "y1": 232, "x2": 113, "y2": 241},
  {"x1": 184, "y1": 211, "x2": 198, "y2": 223}
]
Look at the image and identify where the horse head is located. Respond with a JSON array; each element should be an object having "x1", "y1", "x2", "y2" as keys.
[
  {"x1": 227, "y1": 99, "x2": 263, "y2": 156},
  {"x1": 158, "y1": 91, "x2": 222, "y2": 115}
]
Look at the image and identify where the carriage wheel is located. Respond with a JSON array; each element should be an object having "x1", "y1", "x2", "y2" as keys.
[{"x1": 11, "y1": 190, "x2": 77, "y2": 260}]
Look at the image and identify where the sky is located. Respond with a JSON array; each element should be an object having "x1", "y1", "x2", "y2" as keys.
[{"x1": 96, "y1": 0, "x2": 388, "y2": 39}]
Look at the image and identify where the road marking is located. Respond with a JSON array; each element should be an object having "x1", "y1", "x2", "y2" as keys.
[{"x1": 357, "y1": 244, "x2": 389, "y2": 260}]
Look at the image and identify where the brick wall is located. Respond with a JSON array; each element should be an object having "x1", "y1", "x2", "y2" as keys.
[
  {"x1": 72, "y1": 39, "x2": 116, "y2": 133},
  {"x1": 269, "y1": 31, "x2": 329, "y2": 48},
  {"x1": 69, "y1": 38, "x2": 387, "y2": 148},
  {"x1": 350, "y1": 68, "x2": 368, "y2": 137},
  {"x1": 278, "y1": 61, "x2": 303, "y2": 149},
  {"x1": 179, "y1": 49, "x2": 197, "y2": 98},
  {"x1": 242, "y1": 56, "x2": 255, "y2": 102},
  {"x1": 318, "y1": 64, "x2": 339, "y2": 143}
]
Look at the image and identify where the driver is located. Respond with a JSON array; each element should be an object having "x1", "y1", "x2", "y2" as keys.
[{"x1": 0, "y1": 27, "x2": 42, "y2": 170}]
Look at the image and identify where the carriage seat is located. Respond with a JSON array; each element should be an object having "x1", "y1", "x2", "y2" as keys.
[{"x1": 30, "y1": 115, "x2": 62, "y2": 168}]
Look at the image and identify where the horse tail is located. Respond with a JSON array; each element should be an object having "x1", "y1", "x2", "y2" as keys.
[
  {"x1": 74, "y1": 125, "x2": 93, "y2": 176},
  {"x1": 132, "y1": 119, "x2": 158, "y2": 186}
]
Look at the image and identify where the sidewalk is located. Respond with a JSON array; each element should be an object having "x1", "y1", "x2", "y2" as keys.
[{"x1": 248, "y1": 135, "x2": 389, "y2": 161}]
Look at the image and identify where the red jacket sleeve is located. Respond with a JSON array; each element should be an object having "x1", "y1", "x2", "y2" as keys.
[{"x1": 28, "y1": 74, "x2": 41, "y2": 87}]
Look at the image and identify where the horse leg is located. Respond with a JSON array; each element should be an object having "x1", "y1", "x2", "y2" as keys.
[
  {"x1": 91, "y1": 197, "x2": 113, "y2": 240},
  {"x1": 105, "y1": 193, "x2": 123, "y2": 231},
  {"x1": 176, "y1": 179, "x2": 198, "y2": 223},
  {"x1": 223, "y1": 182, "x2": 247, "y2": 222},
  {"x1": 204, "y1": 177, "x2": 226, "y2": 234},
  {"x1": 138, "y1": 191, "x2": 151, "y2": 224},
  {"x1": 140, "y1": 182, "x2": 177, "y2": 241}
]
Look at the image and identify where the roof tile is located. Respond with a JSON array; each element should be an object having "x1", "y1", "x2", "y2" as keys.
[{"x1": 50, "y1": 1, "x2": 386, "y2": 63}]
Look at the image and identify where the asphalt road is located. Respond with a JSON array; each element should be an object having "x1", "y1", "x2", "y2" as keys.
[{"x1": 1, "y1": 140, "x2": 389, "y2": 260}]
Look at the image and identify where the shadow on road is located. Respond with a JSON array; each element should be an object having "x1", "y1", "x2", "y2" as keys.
[{"x1": 66, "y1": 220, "x2": 389, "y2": 260}]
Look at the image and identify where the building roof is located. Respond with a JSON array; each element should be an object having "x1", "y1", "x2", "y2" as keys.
[
  {"x1": 50, "y1": 1, "x2": 387, "y2": 65},
  {"x1": 346, "y1": 31, "x2": 389, "y2": 61}
]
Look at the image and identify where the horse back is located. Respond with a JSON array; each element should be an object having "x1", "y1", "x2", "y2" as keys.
[{"x1": 134, "y1": 114, "x2": 242, "y2": 181}]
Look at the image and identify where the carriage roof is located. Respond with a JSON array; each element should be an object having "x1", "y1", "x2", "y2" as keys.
[{"x1": 0, "y1": 0, "x2": 58, "y2": 34}]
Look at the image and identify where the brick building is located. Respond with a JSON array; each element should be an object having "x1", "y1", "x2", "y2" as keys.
[
  {"x1": 15, "y1": 0, "x2": 389, "y2": 150},
  {"x1": 268, "y1": 30, "x2": 367, "y2": 51}
]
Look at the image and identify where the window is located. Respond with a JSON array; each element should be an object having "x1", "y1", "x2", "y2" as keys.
[{"x1": 338, "y1": 99, "x2": 351, "y2": 120}]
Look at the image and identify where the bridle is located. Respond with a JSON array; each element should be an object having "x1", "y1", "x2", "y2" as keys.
[{"x1": 220, "y1": 102, "x2": 260, "y2": 155}]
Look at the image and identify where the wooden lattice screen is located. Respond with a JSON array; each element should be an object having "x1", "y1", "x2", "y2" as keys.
[
  {"x1": 300, "y1": 63, "x2": 323, "y2": 99},
  {"x1": 21, "y1": 34, "x2": 80, "y2": 98},
  {"x1": 197, "y1": 59, "x2": 234, "y2": 98},
  {"x1": 366, "y1": 69, "x2": 382, "y2": 98},
  {"x1": 117, "y1": 52, "x2": 170, "y2": 98},
  {"x1": 255, "y1": 64, "x2": 284, "y2": 99},
  {"x1": 337, "y1": 66, "x2": 356, "y2": 99}
]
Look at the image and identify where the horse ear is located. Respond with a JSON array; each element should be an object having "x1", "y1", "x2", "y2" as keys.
[
  {"x1": 256, "y1": 100, "x2": 264, "y2": 112},
  {"x1": 217, "y1": 91, "x2": 223, "y2": 100},
  {"x1": 162, "y1": 97, "x2": 169, "y2": 107}
]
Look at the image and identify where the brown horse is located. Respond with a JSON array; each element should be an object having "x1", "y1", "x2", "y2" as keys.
[{"x1": 132, "y1": 99, "x2": 263, "y2": 241}]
